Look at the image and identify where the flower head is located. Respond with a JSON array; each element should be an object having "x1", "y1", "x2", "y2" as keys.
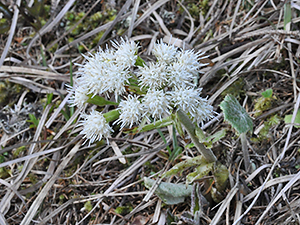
[
  {"x1": 76, "y1": 50, "x2": 132, "y2": 98},
  {"x1": 79, "y1": 110, "x2": 113, "y2": 145},
  {"x1": 166, "y1": 62, "x2": 197, "y2": 88},
  {"x1": 137, "y1": 62, "x2": 168, "y2": 90},
  {"x1": 176, "y1": 49, "x2": 207, "y2": 74},
  {"x1": 169, "y1": 87, "x2": 215, "y2": 124},
  {"x1": 152, "y1": 40, "x2": 177, "y2": 64},
  {"x1": 113, "y1": 38, "x2": 139, "y2": 67},
  {"x1": 142, "y1": 90, "x2": 171, "y2": 121},
  {"x1": 67, "y1": 84, "x2": 89, "y2": 108},
  {"x1": 115, "y1": 95, "x2": 144, "y2": 129}
]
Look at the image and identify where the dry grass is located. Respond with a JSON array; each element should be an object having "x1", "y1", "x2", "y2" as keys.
[{"x1": 0, "y1": 0, "x2": 300, "y2": 224}]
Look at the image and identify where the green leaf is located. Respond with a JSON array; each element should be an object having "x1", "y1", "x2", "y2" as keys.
[
  {"x1": 195, "y1": 126, "x2": 206, "y2": 142},
  {"x1": 84, "y1": 201, "x2": 93, "y2": 212},
  {"x1": 284, "y1": 110, "x2": 300, "y2": 128},
  {"x1": 102, "y1": 109, "x2": 120, "y2": 122},
  {"x1": 163, "y1": 155, "x2": 208, "y2": 178},
  {"x1": 144, "y1": 177, "x2": 192, "y2": 205},
  {"x1": 46, "y1": 93, "x2": 53, "y2": 106},
  {"x1": 28, "y1": 114, "x2": 39, "y2": 128},
  {"x1": 86, "y1": 94, "x2": 118, "y2": 106},
  {"x1": 26, "y1": 0, "x2": 45, "y2": 18},
  {"x1": 172, "y1": 113, "x2": 184, "y2": 138},
  {"x1": 130, "y1": 116, "x2": 173, "y2": 133},
  {"x1": 169, "y1": 125, "x2": 182, "y2": 161},
  {"x1": 135, "y1": 56, "x2": 145, "y2": 67},
  {"x1": 196, "y1": 128, "x2": 227, "y2": 148},
  {"x1": 208, "y1": 129, "x2": 227, "y2": 144},
  {"x1": 261, "y1": 89, "x2": 273, "y2": 98},
  {"x1": 284, "y1": 2, "x2": 292, "y2": 31},
  {"x1": 220, "y1": 95, "x2": 253, "y2": 134},
  {"x1": 0, "y1": 19, "x2": 10, "y2": 34},
  {"x1": 115, "y1": 205, "x2": 133, "y2": 215},
  {"x1": 213, "y1": 163, "x2": 229, "y2": 192},
  {"x1": 60, "y1": 109, "x2": 69, "y2": 121},
  {"x1": 186, "y1": 162, "x2": 214, "y2": 184}
]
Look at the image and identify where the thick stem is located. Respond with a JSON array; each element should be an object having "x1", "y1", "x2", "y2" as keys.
[
  {"x1": 176, "y1": 109, "x2": 217, "y2": 163},
  {"x1": 240, "y1": 132, "x2": 250, "y2": 172}
]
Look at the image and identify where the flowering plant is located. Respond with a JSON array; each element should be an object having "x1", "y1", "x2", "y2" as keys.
[{"x1": 68, "y1": 38, "x2": 217, "y2": 162}]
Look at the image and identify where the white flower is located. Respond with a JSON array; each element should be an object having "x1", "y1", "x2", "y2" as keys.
[
  {"x1": 115, "y1": 95, "x2": 144, "y2": 129},
  {"x1": 113, "y1": 38, "x2": 139, "y2": 67},
  {"x1": 77, "y1": 52, "x2": 131, "y2": 98},
  {"x1": 166, "y1": 62, "x2": 197, "y2": 88},
  {"x1": 67, "y1": 84, "x2": 89, "y2": 107},
  {"x1": 169, "y1": 87, "x2": 215, "y2": 124},
  {"x1": 176, "y1": 49, "x2": 207, "y2": 74},
  {"x1": 76, "y1": 56, "x2": 107, "y2": 96},
  {"x1": 94, "y1": 46, "x2": 116, "y2": 63},
  {"x1": 193, "y1": 98, "x2": 215, "y2": 124},
  {"x1": 152, "y1": 40, "x2": 177, "y2": 64},
  {"x1": 137, "y1": 62, "x2": 168, "y2": 90},
  {"x1": 142, "y1": 90, "x2": 171, "y2": 121},
  {"x1": 79, "y1": 110, "x2": 113, "y2": 145},
  {"x1": 103, "y1": 62, "x2": 131, "y2": 98}
]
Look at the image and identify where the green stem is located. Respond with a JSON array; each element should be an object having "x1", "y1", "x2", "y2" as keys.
[
  {"x1": 176, "y1": 109, "x2": 217, "y2": 163},
  {"x1": 240, "y1": 132, "x2": 250, "y2": 172}
]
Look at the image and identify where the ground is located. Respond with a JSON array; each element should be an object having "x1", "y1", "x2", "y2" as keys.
[{"x1": 0, "y1": 0, "x2": 300, "y2": 224}]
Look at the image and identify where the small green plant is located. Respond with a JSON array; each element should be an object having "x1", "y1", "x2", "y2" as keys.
[
  {"x1": 12, "y1": 146, "x2": 27, "y2": 158},
  {"x1": 221, "y1": 78, "x2": 245, "y2": 99},
  {"x1": 27, "y1": 113, "x2": 39, "y2": 128},
  {"x1": 160, "y1": 155, "x2": 228, "y2": 203},
  {"x1": 115, "y1": 205, "x2": 133, "y2": 215},
  {"x1": 0, "y1": 2, "x2": 12, "y2": 34},
  {"x1": 254, "y1": 89, "x2": 276, "y2": 116},
  {"x1": 68, "y1": 38, "x2": 229, "y2": 204},
  {"x1": 20, "y1": 0, "x2": 49, "y2": 31},
  {"x1": 0, "y1": 153, "x2": 10, "y2": 179},
  {"x1": 144, "y1": 177, "x2": 193, "y2": 205},
  {"x1": 63, "y1": 7, "x2": 117, "y2": 50},
  {"x1": 220, "y1": 94, "x2": 253, "y2": 172},
  {"x1": 253, "y1": 114, "x2": 281, "y2": 142},
  {"x1": 84, "y1": 201, "x2": 93, "y2": 212},
  {"x1": 284, "y1": 110, "x2": 300, "y2": 128}
]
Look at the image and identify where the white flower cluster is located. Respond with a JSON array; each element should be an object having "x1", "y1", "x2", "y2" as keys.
[{"x1": 68, "y1": 38, "x2": 215, "y2": 144}]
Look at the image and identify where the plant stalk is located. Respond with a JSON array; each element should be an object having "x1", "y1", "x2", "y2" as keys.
[
  {"x1": 176, "y1": 109, "x2": 217, "y2": 163},
  {"x1": 240, "y1": 132, "x2": 250, "y2": 172}
]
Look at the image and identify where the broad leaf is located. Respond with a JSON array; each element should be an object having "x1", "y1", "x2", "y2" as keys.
[
  {"x1": 213, "y1": 163, "x2": 229, "y2": 192},
  {"x1": 86, "y1": 94, "x2": 118, "y2": 106},
  {"x1": 103, "y1": 109, "x2": 120, "y2": 122},
  {"x1": 163, "y1": 155, "x2": 207, "y2": 178},
  {"x1": 144, "y1": 177, "x2": 192, "y2": 205},
  {"x1": 261, "y1": 89, "x2": 273, "y2": 98},
  {"x1": 284, "y1": 110, "x2": 300, "y2": 128},
  {"x1": 130, "y1": 116, "x2": 173, "y2": 133},
  {"x1": 220, "y1": 95, "x2": 253, "y2": 134},
  {"x1": 186, "y1": 162, "x2": 214, "y2": 184}
]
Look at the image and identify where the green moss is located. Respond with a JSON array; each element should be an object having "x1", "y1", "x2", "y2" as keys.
[
  {"x1": 59, "y1": 194, "x2": 65, "y2": 200},
  {"x1": 89, "y1": 12, "x2": 103, "y2": 22},
  {"x1": 28, "y1": 173, "x2": 38, "y2": 184},
  {"x1": 221, "y1": 78, "x2": 245, "y2": 99},
  {"x1": 84, "y1": 201, "x2": 93, "y2": 212},
  {"x1": 13, "y1": 146, "x2": 27, "y2": 158},
  {"x1": 254, "y1": 89, "x2": 276, "y2": 116},
  {"x1": 0, "y1": 80, "x2": 23, "y2": 107},
  {"x1": 252, "y1": 115, "x2": 281, "y2": 142},
  {"x1": 115, "y1": 205, "x2": 133, "y2": 215}
]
